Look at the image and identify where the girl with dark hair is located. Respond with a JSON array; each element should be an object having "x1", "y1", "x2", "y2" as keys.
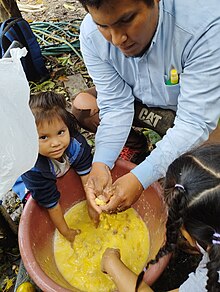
[
  {"x1": 101, "y1": 143, "x2": 220, "y2": 292},
  {"x1": 21, "y1": 91, "x2": 93, "y2": 243}
]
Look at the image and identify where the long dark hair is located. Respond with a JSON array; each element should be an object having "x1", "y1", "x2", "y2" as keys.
[
  {"x1": 136, "y1": 143, "x2": 220, "y2": 292},
  {"x1": 29, "y1": 91, "x2": 78, "y2": 137}
]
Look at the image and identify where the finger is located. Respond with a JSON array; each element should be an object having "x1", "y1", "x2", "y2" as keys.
[
  {"x1": 85, "y1": 183, "x2": 102, "y2": 214},
  {"x1": 87, "y1": 177, "x2": 105, "y2": 198},
  {"x1": 101, "y1": 194, "x2": 122, "y2": 213},
  {"x1": 91, "y1": 213, "x2": 100, "y2": 228},
  {"x1": 88, "y1": 204, "x2": 100, "y2": 227},
  {"x1": 115, "y1": 205, "x2": 126, "y2": 213},
  {"x1": 90, "y1": 198, "x2": 103, "y2": 214},
  {"x1": 102, "y1": 185, "x2": 116, "y2": 201},
  {"x1": 93, "y1": 218, "x2": 100, "y2": 228}
]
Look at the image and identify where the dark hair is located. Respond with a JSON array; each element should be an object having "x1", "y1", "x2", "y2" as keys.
[
  {"x1": 29, "y1": 91, "x2": 78, "y2": 137},
  {"x1": 79, "y1": 0, "x2": 155, "y2": 10},
  {"x1": 136, "y1": 143, "x2": 220, "y2": 292}
]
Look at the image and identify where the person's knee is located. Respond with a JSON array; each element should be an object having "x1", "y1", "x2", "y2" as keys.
[
  {"x1": 71, "y1": 91, "x2": 99, "y2": 133},
  {"x1": 72, "y1": 92, "x2": 98, "y2": 111}
]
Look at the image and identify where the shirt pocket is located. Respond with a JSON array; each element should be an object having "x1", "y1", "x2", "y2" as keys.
[{"x1": 164, "y1": 80, "x2": 180, "y2": 106}]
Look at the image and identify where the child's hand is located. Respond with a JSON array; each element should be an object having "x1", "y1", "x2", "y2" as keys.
[
  {"x1": 64, "y1": 228, "x2": 81, "y2": 243},
  {"x1": 101, "y1": 248, "x2": 121, "y2": 274}
]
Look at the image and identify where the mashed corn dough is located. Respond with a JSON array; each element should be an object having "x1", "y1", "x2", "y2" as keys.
[{"x1": 54, "y1": 200, "x2": 150, "y2": 292}]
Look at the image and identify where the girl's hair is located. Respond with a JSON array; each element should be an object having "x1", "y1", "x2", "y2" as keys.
[
  {"x1": 136, "y1": 143, "x2": 220, "y2": 292},
  {"x1": 29, "y1": 91, "x2": 77, "y2": 137}
]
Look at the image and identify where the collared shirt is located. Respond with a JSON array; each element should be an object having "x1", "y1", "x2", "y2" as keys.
[{"x1": 80, "y1": 0, "x2": 220, "y2": 188}]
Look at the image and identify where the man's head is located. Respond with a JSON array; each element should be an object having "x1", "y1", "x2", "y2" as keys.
[
  {"x1": 80, "y1": 0, "x2": 160, "y2": 57},
  {"x1": 79, "y1": 0, "x2": 155, "y2": 10}
]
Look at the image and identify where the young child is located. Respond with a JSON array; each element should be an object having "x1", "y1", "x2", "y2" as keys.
[
  {"x1": 101, "y1": 143, "x2": 220, "y2": 292},
  {"x1": 21, "y1": 91, "x2": 93, "y2": 243}
]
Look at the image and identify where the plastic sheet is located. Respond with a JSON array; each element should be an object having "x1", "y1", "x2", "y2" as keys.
[{"x1": 0, "y1": 48, "x2": 38, "y2": 198}]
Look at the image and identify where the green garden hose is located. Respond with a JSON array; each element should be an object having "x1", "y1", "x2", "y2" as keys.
[{"x1": 30, "y1": 20, "x2": 82, "y2": 59}]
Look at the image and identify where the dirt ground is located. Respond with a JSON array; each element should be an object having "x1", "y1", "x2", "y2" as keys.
[{"x1": 18, "y1": 0, "x2": 86, "y2": 22}]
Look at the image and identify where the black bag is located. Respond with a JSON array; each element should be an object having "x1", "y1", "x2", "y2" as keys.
[{"x1": 0, "y1": 17, "x2": 49, "y2": 82}]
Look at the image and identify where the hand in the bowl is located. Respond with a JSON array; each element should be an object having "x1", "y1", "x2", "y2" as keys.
[
  {"x1": 101, "y1": 248, "x2": 121, "y2": 274},
  {"x1": 101, "y1": 247, "x2": 152, "y2": 292},
  {"x1": 85, "y1": 162, "x2": 113, "y2": 225},
  {"x1": 48, "y1": 203, "x2": 81, "y2": 243},
  {"x1": 100, "y1": 172, "x2": 144, "y2": 213},
  {"x1": 64, "y1": 228, "x2": 81, "y2": 244}
]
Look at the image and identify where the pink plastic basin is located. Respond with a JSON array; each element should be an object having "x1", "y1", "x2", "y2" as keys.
[{"x1": 18, "y1": 158, "x2": 170, "y2": 291}]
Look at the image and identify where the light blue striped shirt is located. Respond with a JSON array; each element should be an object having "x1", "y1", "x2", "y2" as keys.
[{"x1": 80, "y1": 0, "x2": 220, "y2": 189}]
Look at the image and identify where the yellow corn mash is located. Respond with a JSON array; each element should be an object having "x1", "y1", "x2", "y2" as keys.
[
  {"x1": 95, "y1": 197, "x2": 106, "y2": 206},
  {"x1": 54, "y1": 200, "x2": 149, "y2": 292}
]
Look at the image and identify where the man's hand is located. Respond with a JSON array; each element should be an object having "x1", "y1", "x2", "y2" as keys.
[
  {"x1": 100, "y1": 172, "x2": 144, "y2": 213},
  {"x1": 85, "y1": 162, "x2": 113, "y2": 225}
]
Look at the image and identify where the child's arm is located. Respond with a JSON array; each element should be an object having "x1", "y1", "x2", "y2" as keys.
[
  {"x1": 48, "y1": 202, "x2": 80, "y2": 242},
  {"x1": 22, "y1": 163, "x2": 80, "y2": 242},
  {"x1": 101, "y1": 248, "x2": 179, "y2": 292},
  {"x1": 101, "y1": 248, "x2": 152, "y2": 292}
]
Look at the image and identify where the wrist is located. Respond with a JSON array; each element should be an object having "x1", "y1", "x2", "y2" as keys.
[
  {"x1": 92, "y1": 162, "x2": 109, "y2": 171},
  {"x1": 58, "y1": 224, "x2": 70, "y2": 236},
  {"x1": 102, "y1": 249, "x2": 121, "y2": 275}
]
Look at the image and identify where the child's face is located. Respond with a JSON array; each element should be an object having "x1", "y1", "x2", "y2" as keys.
[{"x1": 37, "y1": 117, "x2": 70, "y2": 160}]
